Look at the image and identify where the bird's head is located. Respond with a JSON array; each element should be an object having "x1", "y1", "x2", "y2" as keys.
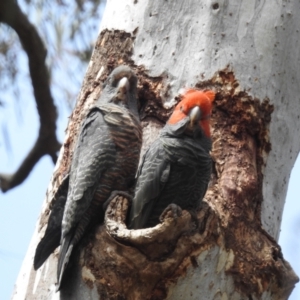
[
  {"x1": 101, "y1": 65, "x2": 139, "y2": 115},
  {"x1": 167, "y1": 89, "x2": 215, "y2": 137}
]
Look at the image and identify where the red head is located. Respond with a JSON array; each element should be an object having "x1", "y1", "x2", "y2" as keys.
[{"x1": 168, "y1": 89, "x2": 215, "y2": 137}]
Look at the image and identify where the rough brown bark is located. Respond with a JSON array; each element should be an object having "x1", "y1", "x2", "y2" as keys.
[{"x1": 0, "y1": 0, "x2": 60, "y2": 192}]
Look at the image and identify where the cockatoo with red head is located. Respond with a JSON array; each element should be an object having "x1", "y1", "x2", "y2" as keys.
[{"x1": 129, "y1": 89, "x2": 215, "y2": 229}]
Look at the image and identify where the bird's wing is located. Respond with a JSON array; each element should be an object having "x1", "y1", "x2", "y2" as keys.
[
  {"x1": 129, "y1": 139, "x2": 170, "y2": 229},
  {"x1": 62, "y1": 106, "x2": 117, "y2": 236},
  {"x1": 33, "y1": 175, "x2": 69, "y2": 270}
]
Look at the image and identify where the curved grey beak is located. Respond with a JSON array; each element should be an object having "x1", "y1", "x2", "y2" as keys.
[
  {"x1": 188, "y1": 106, "x2": 201, "y2": 127},
  {"x1": 116, "y1": 77, "x2": 130, "y2": 101}
]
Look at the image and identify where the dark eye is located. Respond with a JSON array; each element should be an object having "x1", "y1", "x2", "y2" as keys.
[{"x1": 180, "y1": 106, "x2": 183, "y2": 111}]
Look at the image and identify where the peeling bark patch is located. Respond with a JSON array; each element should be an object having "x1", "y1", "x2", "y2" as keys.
[
  {"x1": 223, "y1": 219, "x2": 298, "y2": 298},
  {"x1": 136, "y1": 71, "x2": 173, "y2": 123},
  {"x1": 196, "y1": 69, "x2": 298, "y2": 297},
  {"x1": 196, "y1": 68, "x2": 274, "y2": 224}
]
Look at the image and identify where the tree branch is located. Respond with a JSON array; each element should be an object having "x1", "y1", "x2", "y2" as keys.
[
  {"x1": 0, "y1": 0, "x2": 61, "y2": 192},
  {"x1": 105, "y1": 195, "x2": 197, "y2": 260}
]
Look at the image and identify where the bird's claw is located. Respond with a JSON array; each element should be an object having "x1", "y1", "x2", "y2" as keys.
[
  {"x1": 103, "y1": 190, "x2": 132, "y2": 211},
  {"x1": 105, "y1": 193, "x2": 130, "y2": 230},
  {"x1": 159, "y1": 203, "x2": 183, "y2": 223}
]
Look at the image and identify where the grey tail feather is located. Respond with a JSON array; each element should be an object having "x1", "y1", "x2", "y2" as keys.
[
  {"x1": 56, "y1": 232, "x2": 74, "y2": 291},
  {"x1": 34, "y1": 231, "x2": 61, "y2": 270}
]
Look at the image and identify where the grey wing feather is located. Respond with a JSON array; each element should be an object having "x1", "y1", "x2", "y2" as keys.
[
  {"x1": 34, "y1": 174, "x2": 69, "y2": 270},
  {"x1": 129, "y1": 139, "x2": 170, "y2": 229},
  {"x1": 62, "y1": 107, "x2": 116, "y2": 235}
]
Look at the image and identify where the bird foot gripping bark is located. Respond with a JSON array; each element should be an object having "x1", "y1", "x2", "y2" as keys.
[
  {"x1": 105, "y1": 194, "x2": 196, "y2": 260},
  {"x1": 102, "y1": 190, "x2": 133, "y2": 211},
  {"x1": 159, "y1": 203, "x2": 183, "y2": 223}
]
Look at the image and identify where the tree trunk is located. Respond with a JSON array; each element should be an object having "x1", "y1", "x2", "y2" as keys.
[{"x1": 12, "y1": 1, "x2": 299, "y2": 299}]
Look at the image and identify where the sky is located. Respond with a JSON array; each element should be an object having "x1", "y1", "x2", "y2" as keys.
[{"x1": 0, "y1": 81, "x2": 69, "y2": 300}]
